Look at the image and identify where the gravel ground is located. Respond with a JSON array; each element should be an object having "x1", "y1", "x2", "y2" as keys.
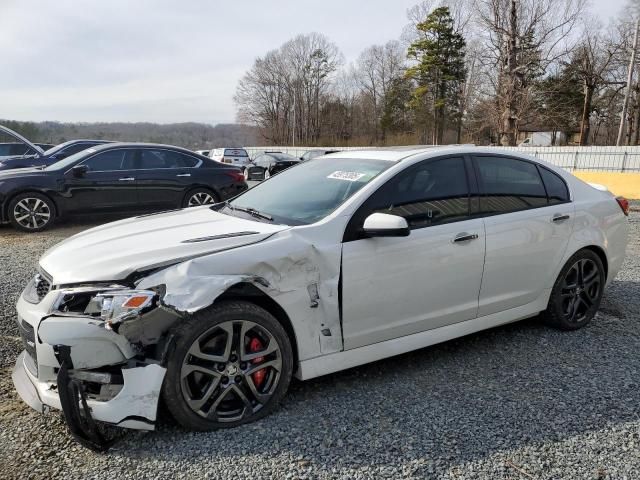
[{"x1": 1, "y1": 206, "x2": 639, "y2": 480}]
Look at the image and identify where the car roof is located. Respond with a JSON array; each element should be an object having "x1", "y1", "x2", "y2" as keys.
[
  {"x1": 54, "y1": 139, "x2": 115, "y2": 147},
  {"x1": 87, "y1": 142, "x2": 200, "y2": 153},
  {"x1": 322, "y1": 145, "x2": 532, "y2": 162},
  {"x1": 264, "y1": 152, "x2": 297, "y2": 160}
]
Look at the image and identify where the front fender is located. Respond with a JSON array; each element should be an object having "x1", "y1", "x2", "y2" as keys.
[{"x1": 136, "y1": 230, "x2": 344, "y2": 363}]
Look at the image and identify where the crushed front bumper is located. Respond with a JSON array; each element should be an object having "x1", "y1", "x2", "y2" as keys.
[
  {"x1": 12, "y1": 349, "x2": 166, "y2": 428},
  {"x1": 12, "y1": 291, "x2": 167, "y2": 449}
]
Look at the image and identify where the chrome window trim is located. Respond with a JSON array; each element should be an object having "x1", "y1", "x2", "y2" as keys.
[{"x1": 64, "y1": 147, "x2": 203, "y2": 174}]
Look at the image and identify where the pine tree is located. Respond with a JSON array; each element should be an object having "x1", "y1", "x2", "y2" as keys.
[{"x1": 405, "y1": 7, "x2": 466, "y2": 145}]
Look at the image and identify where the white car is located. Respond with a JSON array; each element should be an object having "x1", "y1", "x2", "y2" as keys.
[
  {"x1": 12, "y1": 147, "x2": 629, "y2": 450},
  {"x1": 209, "y1": 148, "x2": 251, "y2": 169}
]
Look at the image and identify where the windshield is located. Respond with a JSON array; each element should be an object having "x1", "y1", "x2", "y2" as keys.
[
  {"x1": 43, "y1": 142, "x2": 73, "y2": 156},
  {"x1": 43, "y1": 148, "x2": 96, "y2": 171},
  {"x1": 227, "y1": 157, "x2": 393, "y2": 225}
]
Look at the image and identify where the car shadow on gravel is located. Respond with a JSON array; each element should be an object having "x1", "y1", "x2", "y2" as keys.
[{"x1": 87, "y1": 280, "x2": 640, "y2": 477}]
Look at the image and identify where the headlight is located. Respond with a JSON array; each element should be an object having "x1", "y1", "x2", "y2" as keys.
[
  {"x1": 96, "y1": 290, "x2": 157, "y2": 327},
  {"x1": 50, "y1": 287, "x2": 157, "y2": 328}
]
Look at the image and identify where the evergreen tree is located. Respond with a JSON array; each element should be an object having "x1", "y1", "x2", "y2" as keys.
[{"x1": 405, "y1": 7, "x2": 466, "y2": 145}]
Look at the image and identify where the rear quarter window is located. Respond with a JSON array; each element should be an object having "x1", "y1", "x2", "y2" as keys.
[{"x1": 539, "y1": 167, "x2": 570, "y2": 204}]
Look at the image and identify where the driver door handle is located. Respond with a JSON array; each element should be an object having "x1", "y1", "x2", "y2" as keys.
[
  {"x1": 453, "y1": 232, "x2": 479, "y2": 243},
  {"x1": 119, "y1": 177, "x2": 135, "y2": 181},
  {"x1": 552, "y1": 214, "x2": 570, "y2": 222},
  {"x1": 176, "y1": 173, "x2": 191, "y2": 177}
]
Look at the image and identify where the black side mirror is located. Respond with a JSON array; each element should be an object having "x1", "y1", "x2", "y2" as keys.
[{"x1": 71, "y1": 164, "x2": 88, "y2": 177}]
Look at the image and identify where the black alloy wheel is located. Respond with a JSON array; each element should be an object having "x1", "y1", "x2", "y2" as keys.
[
  {"x1": 163, "y1": 302, "x2": 293, "y2": 430},
  {"x1": 543, "y1": 250, "x2": 605, "y2": 330}
]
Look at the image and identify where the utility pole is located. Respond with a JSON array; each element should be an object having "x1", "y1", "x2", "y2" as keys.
[
  {"x1": 617, "y1": 18, "x2": 640, "y2": 146},
  {"x1": 292, "y1": 90, "x2": 296, "y2": 147}
]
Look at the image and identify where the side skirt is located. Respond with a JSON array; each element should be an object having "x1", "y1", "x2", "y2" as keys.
[{"x1": 296, "y1": 289, "x2": 550, "y2": 381}]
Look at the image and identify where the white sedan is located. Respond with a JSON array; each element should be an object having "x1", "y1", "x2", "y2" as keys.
[{"x1": 12, "y1": 147, "x2": 629, "y2": 450}]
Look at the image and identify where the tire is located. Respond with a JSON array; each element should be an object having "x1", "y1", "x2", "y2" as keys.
[
  {"x1": 542, "y1": 249, "x2": 605, "y2": 330},
  {"x1": 162, "y1": 301, "x2": 294, "y2": 430},
  {"x1": 8, "y1": 192, "x2": 56, "y2": 232},
  {"x1": 183, "y1": 188, "x2": 219, "y2": 208}
]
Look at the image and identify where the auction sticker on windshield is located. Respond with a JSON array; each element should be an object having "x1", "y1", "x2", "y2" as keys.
[{"x1": 327, "y1": 171, "x2": 367, "y2": 181}]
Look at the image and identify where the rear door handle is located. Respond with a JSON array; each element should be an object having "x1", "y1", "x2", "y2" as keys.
[
  {"x1": 176, "y1": 173, "x2": 191, "y2": 177},
  {"x1": 118, "y1": 177, "x2": 135, "y2": 181},
  {"x1": 552, "y1": 214, "x2": 570, "y2": 222},
  {"x1": 453, "y1": 232, "x2": 479, "y2": 243}
]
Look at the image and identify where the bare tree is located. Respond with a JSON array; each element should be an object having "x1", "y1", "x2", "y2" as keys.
[
  {"x1": 234, "y1": 33, "x2": 341, "y2": 145},
  {"x1": 355, "y1": 41, "x2": 405, "y2": 142},
  {"x1": 565, "y1": 20, "x2": 624, "y2": 145},
  {"x1": 476, "y1": 0, "x2": 584, "y2": 145}
]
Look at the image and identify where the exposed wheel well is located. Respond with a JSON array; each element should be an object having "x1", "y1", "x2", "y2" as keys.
[
  {"x1": 214, "y1": 282, "x2": 299, "y2": 369},
  {"x1": 5, "y1": 190, "x2": 59, "y2": 219},
  {"x1": 579, "y1": 245, "x2": 608, "y2": 280}
]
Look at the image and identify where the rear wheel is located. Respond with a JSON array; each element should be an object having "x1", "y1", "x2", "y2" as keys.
[
  {"x1": 162, "y1": 301, "x2": 293, "y2": 430},
  {"x1": 8, "y1": 192, "x2": 56, "y2": 232},
  {"x1": 542, "y1": 250, "x2": 605, "y2": 330},
  {"x1": 183, "y1": 188, "x2": 219, "y2": 208}
]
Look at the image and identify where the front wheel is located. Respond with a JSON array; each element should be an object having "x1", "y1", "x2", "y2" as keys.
[
  {"x1": 542, "y1": 250, "x2": 605, "y2": 330},
  {"x1": 162, "y1": 301, "x2": 293, "y2": 430}
]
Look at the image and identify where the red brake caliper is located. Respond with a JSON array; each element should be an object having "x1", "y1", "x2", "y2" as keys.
[{"x1": 248, "y1": 337, "x2": 266, "y2": 388}]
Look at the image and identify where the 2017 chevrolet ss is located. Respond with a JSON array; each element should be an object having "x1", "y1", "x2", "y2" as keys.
[{"x1": 12, "y1": 147, "x2": 629, "y2": 450}]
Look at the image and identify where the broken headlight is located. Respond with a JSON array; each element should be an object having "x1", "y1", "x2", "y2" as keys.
[
  {"x1": 95, "y1": 290, "x2": 157, "y2": 327},
  {"x1": 51, "y1": 287, "x2": 157, "y2": 328}
]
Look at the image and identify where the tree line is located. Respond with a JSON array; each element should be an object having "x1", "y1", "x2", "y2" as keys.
[
  {"x1": 0, "y1": 120, "x2": 259, "y2": 150},
  {"x1": 235, "y1": 0, "x2": 640, "y2": 146}
]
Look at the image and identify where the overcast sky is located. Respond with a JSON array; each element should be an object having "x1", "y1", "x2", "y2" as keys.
[{"x1": 0, "y1": 0, "x2": 627, "y2": 125}]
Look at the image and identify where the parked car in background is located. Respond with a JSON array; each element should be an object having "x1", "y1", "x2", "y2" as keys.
[
  {"x1": 195, "y1": 150, "x2": 210, "y2": 157},
  {"x1": 209, "y1": 148, "x2": 251, "y2": 169},
  {"x1": 0, "y1": 125, "x2": 55, "y2": 162},
  {"x1": 300, "y1": 149, "x2": 341, "y2": 161},
  {"x1": 0, "y1": 143, "x2": 247, "y2": 232},
  {"x1": 0, "y1": 139, "x2": 114, "y2": 171},
  {"x1": 0, "y1": 142, "x2": 55, "y2": 157},
  {"x1": 245, "y1": 152, "x2": 300, "y2": 180},
  {"x1": 11, "y1": 146, "x2": 628, "y2": 450}
]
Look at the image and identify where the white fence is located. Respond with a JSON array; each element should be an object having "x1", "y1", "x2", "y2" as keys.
[{"x1": 243, "y1": 146, "x2": 640, "y2": 172}]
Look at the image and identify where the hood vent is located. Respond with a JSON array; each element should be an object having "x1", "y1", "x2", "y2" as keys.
[{"x1": 181, "y1": 231, "x2": 260, "y2": 243}]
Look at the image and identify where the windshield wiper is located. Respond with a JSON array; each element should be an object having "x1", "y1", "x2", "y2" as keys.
[{"x1": 222, "y1": 202, "x2": 273, "y2": 221}]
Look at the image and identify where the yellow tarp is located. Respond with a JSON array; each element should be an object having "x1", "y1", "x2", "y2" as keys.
[{"x1": 573, "y1": 172, "x2": 640, "y2": 200}]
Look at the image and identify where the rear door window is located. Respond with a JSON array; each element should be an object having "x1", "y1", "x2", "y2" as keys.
[
  {"x1": 475, "y1": 156, "x2": 548, "y2": 214},
  {"x1": 139, "y1": 149, "x2": 199, "y2": 169}
]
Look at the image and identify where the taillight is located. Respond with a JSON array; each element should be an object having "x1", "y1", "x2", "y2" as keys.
[
  {"x1": 225, "y1": 170, "x2": 245, "y2": 183},
  {"x1": 616, "y1": 196, "x2": 630, "y2": 216}
]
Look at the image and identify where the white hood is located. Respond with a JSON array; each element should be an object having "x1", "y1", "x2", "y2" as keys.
[{"x1": 40, "y1": 207, "x2": 288, "y2": 284}]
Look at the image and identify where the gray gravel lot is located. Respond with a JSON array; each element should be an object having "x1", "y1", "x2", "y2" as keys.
[{"x1": 1, "y1": 207, "x2": 639, "y2": 479}]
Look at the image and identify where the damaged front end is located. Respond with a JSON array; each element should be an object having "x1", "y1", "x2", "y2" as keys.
[
  {"x1": 13, "y1": 218, "x2": 345, "y2": 451},
  {"x1": 12, "y1": 278, "x2": 175, "y2": 451}
]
